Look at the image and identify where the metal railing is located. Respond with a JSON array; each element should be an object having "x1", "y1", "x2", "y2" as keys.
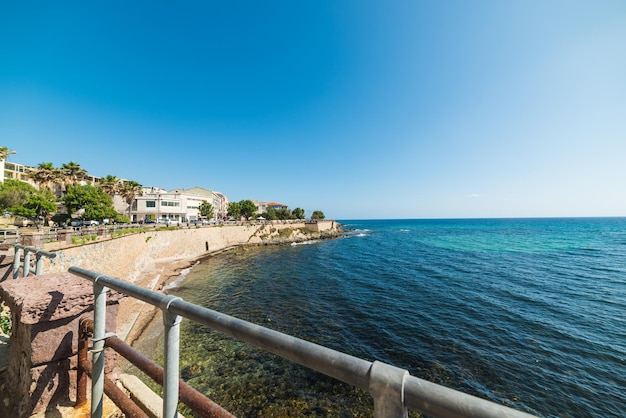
[
  {"x1": 12, "y1": 244, "x2": 57, "y2": 278},
  {"x1": 0, "y1": 229, "x2": 19, "y2": 245},
  {"x1": 77, "y1": 318, "x2": 234, "y2": 418},
  {"x1": 69, "y1": 266, "x2": 538, "y2": 418}
]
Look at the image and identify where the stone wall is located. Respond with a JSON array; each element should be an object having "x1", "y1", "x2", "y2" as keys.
[
  {"x1": 0, "y1": 272, "x2": 122, "y2": 416},
  {"x1": 305, "y1": 220, "x2": 337, "y2": 232},
  {"x1": 43, "y1": 222, "x2": 340, "y2": 285}
]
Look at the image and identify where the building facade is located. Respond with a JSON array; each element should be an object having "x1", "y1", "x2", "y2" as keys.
[
  {"x1": 1, "y1": 160, "x2": 36, "y2": 185},
  {"x1": 127, "y1": 187, "x2": 229, "y2": 223}
]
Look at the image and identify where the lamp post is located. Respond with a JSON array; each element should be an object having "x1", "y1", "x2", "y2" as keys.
[{"x1": 157, "y1": 193, "x2": 161, "y2": 221}]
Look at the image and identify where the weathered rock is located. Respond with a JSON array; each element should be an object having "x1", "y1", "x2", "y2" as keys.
[{"x1": 0, "y1": 271, "x2": 123, "y2": 416}]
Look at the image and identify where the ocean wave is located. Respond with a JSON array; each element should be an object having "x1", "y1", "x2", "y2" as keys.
[
  {"x1": 290, "y1": 240, "x2": 321, "y2": 246},
  {"x1": 345, "y1": 228, "x2": 371, "y2": 237}
]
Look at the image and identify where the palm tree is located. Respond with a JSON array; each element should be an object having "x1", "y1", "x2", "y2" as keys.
[
  {"x1": 61, "y1": 161, "x2": 88, "y2": 186},
  {"x1": 98, "y1": 175, "x2": 121, "y2": 197},
  {"x1": 120, "y1": 180, "x2": 143, "y2": 220},
  {"x1": 30, "y1": 162, "x2": 59, "y2": 191},
  {"x1": 0, "y1": 147, "x2": 16, "y2": 161}
]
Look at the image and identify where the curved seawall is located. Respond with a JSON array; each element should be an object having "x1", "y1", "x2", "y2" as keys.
[{"x1": 43, "y1": 221, "x2": 340, "y2": 284}]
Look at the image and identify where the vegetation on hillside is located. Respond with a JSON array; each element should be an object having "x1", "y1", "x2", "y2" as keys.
[
  {"x1": 0, "y1": 180, "x2": 56, "y2": 227},
  {"x1": 1, "y1": 147, "x2": 329, "y2": 224}
]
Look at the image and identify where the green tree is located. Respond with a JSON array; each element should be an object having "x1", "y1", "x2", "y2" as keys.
[
  {"x1": 227, "y1": 200, "x2": 257, "y2": 220},
  {"x1": 0, "y1": 180, "x2": 56, "y2": 227},
  {"x1": 239, "y1": 200, "x2": 257, "y2": 220},
  {"x1": 0, "y1": 179, "x2": 33, "y2": 210},
  {"x1": 291, "y1": 207, "x2": 305, "y2": 220},
  {"x1": 13, "y1": 189, "x2": 57, "y2": 227},
  {"x1": 63, "y1": 184, "x2": 117, "y2": 220},
  {"x1": 311, "y1": 210, "x2": 325, "y2": 220},
  {"x1": 276, "y1": 208, "x2": 293, "y2": 220},
  {"x1": 263, "y1": 207, "x2": 278, "y2": 220},
  {"x1": 120, "y1": 180, "x2": 143, "y2": 219},
  {"x1": 199, "y1": 200, "x2": 215, "y2": 219},
  {"x1": 227, "y1": 201, "x2": 241, "y2": 219}
]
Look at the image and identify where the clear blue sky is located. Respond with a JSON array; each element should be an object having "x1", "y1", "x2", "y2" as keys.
[{"x1": 1, "y1": 1, "x2": 625, "y2": 220}]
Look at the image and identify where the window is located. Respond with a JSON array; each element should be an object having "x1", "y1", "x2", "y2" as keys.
[{"x1": 146, "y1": 201, "x2": 156, "y2": 208}]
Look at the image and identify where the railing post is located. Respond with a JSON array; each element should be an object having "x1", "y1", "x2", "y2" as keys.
[
  {"x1": 35, "y1": 252, "x2": 44, "y2": 275},
  {"x1": 77, "y1": 318, "x2": 91, "y2": 406},
  {"x1": 91, "y1": 280, "x2": 108, "y2": 418},
  {"x1": 23, "y1": 248, "x2": 31, "y2": 278},
  {"x1": 161, "y1": 296, "x2": 182, "y2": 418},
  {"x1": 12, "y1": 246, "x2": 21, "y2": 279},
  {"x1": 369, "y1": 361, "x2": 408, "y2": 418}
]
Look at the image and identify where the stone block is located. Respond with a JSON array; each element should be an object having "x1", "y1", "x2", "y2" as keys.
[
  {"x1": 29, "y1": 359, "x2": 74, "y2": 415},
  {"x1": 20, "y1": 233, "x2": 43, "y2": 248},
  {"x1": 0, "y1": 271, "x2": 124, "y2": 415},
  {"x1": 56, "y1": 230, "x2": 74, "y2": 245}
]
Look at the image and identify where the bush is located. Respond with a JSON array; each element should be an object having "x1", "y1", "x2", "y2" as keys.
[
  {"x1": 0, "y1": 304, "x2": 11, "y2": 336},
  {"x1": 115, "y1": 214, "x2": 130, "y2": 224}
]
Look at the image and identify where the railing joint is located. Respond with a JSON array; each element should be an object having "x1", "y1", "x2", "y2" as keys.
[
  {"x1": 369, "y1": 360, "x2": 409, "y2": 418},
  {"x1": 90, "y1": 332, "x2": 118, "y2": 353}
]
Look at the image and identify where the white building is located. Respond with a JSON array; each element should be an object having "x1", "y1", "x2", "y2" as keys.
[
  {"x1": 1, "y1": 159, "x2": 35, "y2": 185},
  {"x1": 127, "y1": 186, "x2": 229, "y2": 223}
]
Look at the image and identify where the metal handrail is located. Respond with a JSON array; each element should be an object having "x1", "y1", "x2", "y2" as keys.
[
  {"x1": 12, "y1": 244, "x2": 57, "y2": 278},
  {"x1": 77, "y1": 318, "x2": 234, "y2": 418},
  {"x1": 0, "y1": 229, "x2": 19, "y2": 245},
  {"x1": 69, "y1": 266, "x2": 538, "y2": 418}
]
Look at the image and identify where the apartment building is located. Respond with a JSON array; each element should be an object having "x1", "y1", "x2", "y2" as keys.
[
  {"x1": 1, "y1": 155, "x2": 231, "y2": 223},
  {"x1": 253, "y1": 200, "x2": 288, "y2": 215},
  {"x1": 1, "y1": 159, "x2": 36, "y2": 185},
  {"x1": 128, "y1": 187, "x2": 229, "y2": 223}
]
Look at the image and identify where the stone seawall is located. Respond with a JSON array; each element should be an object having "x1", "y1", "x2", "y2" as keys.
[
  {"x1": 43, "y1": 221, "x2": 340, "y2": 284},
  {"x1": 37, "y1": 220, "x2": 340, "y2": 345}
]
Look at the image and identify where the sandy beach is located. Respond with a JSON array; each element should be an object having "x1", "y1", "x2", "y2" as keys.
[
  {"x1": 116, "y1": 247, "x2": 234, "y2": 348},
  {"x1": 117, "y1": 256, "x2": 196, "y2": 345}
]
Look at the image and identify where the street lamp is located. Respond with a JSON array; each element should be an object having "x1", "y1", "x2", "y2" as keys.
[{"x1": 157, "y1": 193, "x2": 161, "y2": 221}]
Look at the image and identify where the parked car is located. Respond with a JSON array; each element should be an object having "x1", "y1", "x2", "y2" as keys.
[
  {"x1": 166, "y1": 219, "x2": 180, "y2": 226},
  {"x1": 82, "y1": 220, "x2": 99, "y2": 226},
  {"x1": 13, "y1": 216, "x2": 35, "y2": 227}
]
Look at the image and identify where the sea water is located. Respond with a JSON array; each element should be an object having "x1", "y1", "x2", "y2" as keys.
[{"x1": 149, "y1": 218, "x2": 625, "y2": 417}]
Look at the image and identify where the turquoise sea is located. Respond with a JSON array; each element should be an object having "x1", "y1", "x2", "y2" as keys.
[{"x1": 141, "y1": 218, "x2": 626, "y2": 417}]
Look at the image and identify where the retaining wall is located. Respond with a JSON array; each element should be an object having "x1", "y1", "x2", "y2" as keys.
[{"x1": 43, "y1": 221, "x2": 340, "y2": 284}]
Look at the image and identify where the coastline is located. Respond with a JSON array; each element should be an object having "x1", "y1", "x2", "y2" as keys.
[
  {"x1": 118, "y1": 239, "x2": 337, "y2": 348},
  {"x1": 117, "y1": 248, "x2": 222, "y2": 346}
]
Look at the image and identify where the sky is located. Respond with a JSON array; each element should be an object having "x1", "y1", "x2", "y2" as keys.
[{"x1": 1, "y1": 1, "x2": 625, "y2": 220}]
